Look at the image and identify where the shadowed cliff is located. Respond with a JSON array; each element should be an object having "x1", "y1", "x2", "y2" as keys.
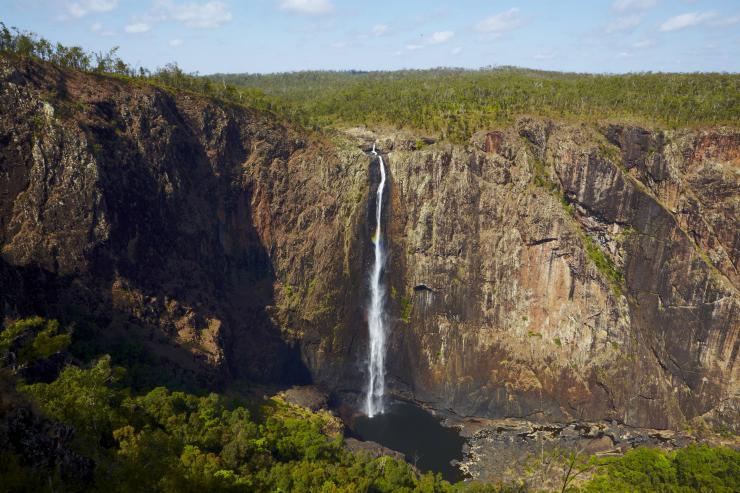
[{"x1": 0, "y1": 56, "x2": 371, "y2": 391}]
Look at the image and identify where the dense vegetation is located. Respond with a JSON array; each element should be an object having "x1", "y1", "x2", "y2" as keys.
[
  {"x1": 2, "y1": 21, "x2": 738, "y2": 145},
  {"x1": 582, "y1": 446, "x2": 739, "y2": 492},
  {"x1": 214, "y1": 68, "x2": 739, "y2": 141},
  {"x1": 1, "y1": 317, "x2": 503, "y2": 493},
  {"x1": 1, "y1": 317, "x2": 738, "y2": 492}
]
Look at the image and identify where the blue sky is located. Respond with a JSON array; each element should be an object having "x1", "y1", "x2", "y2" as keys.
[{"x1": 2, "y1": 1, "x2": 739, "y2": 73}]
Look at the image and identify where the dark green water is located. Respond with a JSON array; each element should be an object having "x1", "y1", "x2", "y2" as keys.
[{"x1": 349, "y1": 401, "x2": 466, "y2": 482}]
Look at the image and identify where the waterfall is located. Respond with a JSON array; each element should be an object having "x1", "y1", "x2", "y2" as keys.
[{"x1": 365, "y1": 143, "x2": 387, "y2": 418}]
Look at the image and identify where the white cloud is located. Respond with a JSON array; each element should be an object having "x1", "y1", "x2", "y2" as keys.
[
  {"x1": 330, "y1": 41, "x2": 346, "y2": 48},
  {"x1": 279, "y1": 0, "x2": 334, "y2": 15},
  {"x1": 612, "y1": 0, "x2": 658, "y2": 12},
  {"x1": 90, "y1": 21, "x2": 115, "y2": 36},
  {"x1": 451, "y1": 46, "x2": 463, "y2": 55},
  {"x1": 617, "y1": 51, "x2": 632, "y2": 58},
  {"x1": 66, "y1": 0, "x2": 118, "y2": 18},
  {"x1": 156, "y1": 1, "x2": 233, "y2": 28},
  {"x1": 659, "y1": 11, "x2": 717, "y2": 32},
  {"x1": 169, "y1": 38, "x2": 183, "y2": 47},
  {"x1": 124, "y1": 22, "x2": 150, "y2": 33},
  {"x1": 475, "y1": 8, "x2": 521, "y2": 33},
  {"x1": 606, "y1": 14, "x2": 642, "y2": 33},
  {"x1": 428, "y1": 31, "x2": 454, "y2": 44},
  {"x1": 372, "y1": 24, "x2": 390, "y2": 37},
  {"x1": 632, "y1": 39, "x2": 654, "y2": 48},
  {"x1": 405, "y1": 31, "x2": 454, "y2": 51},
  {"x1": 356, "y1": 24, "x2": 392, "y2": 40}
]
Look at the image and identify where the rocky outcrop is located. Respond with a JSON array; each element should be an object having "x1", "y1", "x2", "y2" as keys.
[
  {"x1": 344, "y1": 437, "x2": 406, "y2": 462},
  {"x1": 0, "y1": 57, "x2": 736, "y2": 434},
  {"x1": 452, "y1": 412, "x2": 740, "y2": 485}
]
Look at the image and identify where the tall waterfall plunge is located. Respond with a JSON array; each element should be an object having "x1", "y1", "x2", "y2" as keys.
[{"x1": 365, "y1": 143, "x2": 388, "y2": 418}]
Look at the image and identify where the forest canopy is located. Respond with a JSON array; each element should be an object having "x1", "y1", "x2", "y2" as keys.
[
  {"x1": 1, "y1": 21, "x2": 738, "y2": 144},
  {"x1": 212, "y1": 68, "x2": 740, "y2": 141},
  {"x1": 1, "y1": 317, "x2": 738, "y2": 492}
]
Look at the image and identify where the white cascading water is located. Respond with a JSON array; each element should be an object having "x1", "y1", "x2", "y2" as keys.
[{"x1": 365, "y1": 143, "x2": 387, "y2": 418}]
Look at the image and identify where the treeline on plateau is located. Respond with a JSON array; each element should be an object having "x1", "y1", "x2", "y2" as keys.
[
  {"x1": 215, "y1": 67, "x2": 739, "y2": 141},
  {"x1": 0, "y1": 23, "x2": 308, "y2": 127},
  {"x1": 2, "y1": 21, "x2": 739, "y2": 144},
  {"x1": 1, "y1": 317, "x2": 739, "y2": 493},
  {"x1": 0, "y1": 22, "x2": 135, "y2": 76}
]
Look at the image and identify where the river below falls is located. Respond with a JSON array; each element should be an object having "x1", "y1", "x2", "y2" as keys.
[{"x1": 347, "y1": 400, "x2": 466, "y2": 482}]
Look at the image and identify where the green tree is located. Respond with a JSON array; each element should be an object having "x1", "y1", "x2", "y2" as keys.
[
  {"x1": 21, "y1": 356, "x2": 125, "y2": 460},
  {"x1": 0, "y1": 317, "x2": 70, "y2": 372}
]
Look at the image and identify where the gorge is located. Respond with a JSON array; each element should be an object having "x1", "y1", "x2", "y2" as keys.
[{"x1": 0, "y1": 54, "x2": 738, "y2": 487}]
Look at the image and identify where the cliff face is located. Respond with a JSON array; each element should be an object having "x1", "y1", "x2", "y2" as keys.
[
  {"x1": 0, "y1": 57, "x2": 737, "y2": 431},
  {"x1": 380, "y1": 120, "x2": 738, "y2": 430},
  {"x1": 0, "y1": 57, "x2": 370, "y2": 388}
]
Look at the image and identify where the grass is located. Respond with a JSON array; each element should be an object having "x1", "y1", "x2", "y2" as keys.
[
  {"x1": 582, "y1": 233, "x2": 624, "y2": 295},
  {"x1": 400, "y1": 296, "x2": 412, "y2": 323}
]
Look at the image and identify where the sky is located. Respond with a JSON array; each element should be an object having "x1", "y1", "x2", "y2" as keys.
[{"x1": 1, "y1": 0, "x2": 739, "y2": 74}]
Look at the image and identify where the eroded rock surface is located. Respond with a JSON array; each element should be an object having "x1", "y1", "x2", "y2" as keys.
[{"x1": 382, "y1": 120, "x2": 738, "y2": 432}]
